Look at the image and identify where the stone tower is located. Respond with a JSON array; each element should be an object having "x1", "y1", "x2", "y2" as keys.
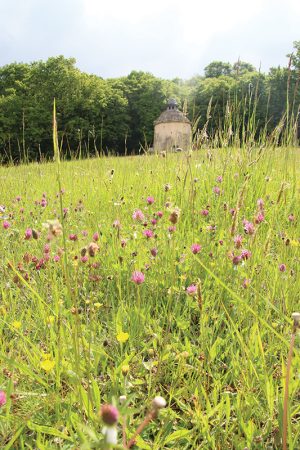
[{"x1": 153, "y1": 99, "x2": 191, "y2": 152}]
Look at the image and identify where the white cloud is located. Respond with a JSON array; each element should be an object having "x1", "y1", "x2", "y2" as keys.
[{"x1": 0, "y1": 0, "x2": 299, "y2": 77}]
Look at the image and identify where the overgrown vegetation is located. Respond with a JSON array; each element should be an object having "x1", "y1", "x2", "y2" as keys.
[
  {"x1": 0, "y1": 144, "x2": 299, "y2": 448},
  {"x1": 0, "y1": 41, "x2": 299, "y2": 162}
]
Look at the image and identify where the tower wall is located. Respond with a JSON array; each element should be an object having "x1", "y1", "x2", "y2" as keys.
[{"x1": 153, "y1": 122, "x2": 191, "y2": 152}]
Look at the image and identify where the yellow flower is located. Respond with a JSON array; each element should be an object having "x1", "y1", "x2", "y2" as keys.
[
  {"x1": 0, "y1": 306, "x2": 7, "y2": 315},
  {"x1": 121, "y1": 364, "x2": 130, "y2": 375},
  {"x1": 94, "y1": 302, "x2": 103, "y2": 309},
  {"x1": 46, "y1": 316, "x2": 55, "y2": 325},
  {"x1": 116, "y1": 332, "x2": 129, "y2": 343},
  {"x1": 12, "y1": 321, "x2": 21, "y2": 329},
  {"x1": 41, "y1": 359, "x2": 55, "y2": 372}
]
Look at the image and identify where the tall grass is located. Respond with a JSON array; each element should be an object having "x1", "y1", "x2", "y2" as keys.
[{"x1": 0, "y1": 139, "x2": 299, "y2": 448}]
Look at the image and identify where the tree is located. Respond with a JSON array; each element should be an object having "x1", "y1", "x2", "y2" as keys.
[{"x1": 204, "y1": 61, "x2": 232, "y2": 78}]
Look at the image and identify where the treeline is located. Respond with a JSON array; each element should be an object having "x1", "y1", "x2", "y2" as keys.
[{"x1": 0, "y1": 41, "x2": 299, "y2": 162}]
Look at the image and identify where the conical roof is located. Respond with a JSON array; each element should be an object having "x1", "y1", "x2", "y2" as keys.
[{"x1": 154, "y1": 99, "x2": 191, "y2": 125}]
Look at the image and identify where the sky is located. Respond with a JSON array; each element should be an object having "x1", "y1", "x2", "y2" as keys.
[{"x1": 0, "y1": 0, "x2": 299, "y2": 79}]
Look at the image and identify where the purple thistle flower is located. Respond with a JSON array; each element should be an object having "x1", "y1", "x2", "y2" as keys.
[
  {"x1": 234, "y1": 235, "x2": 243, "y2": 248},
  {"x1": 147, "y1": 196, "x2": 155, "y2": 205},
  {"x1": 143, "y1": 229, "x2": 154, "y2": 239},
  {"x1": 131, "y1": 271, "x2": 145, "y2": 284},
  {"x1": 279, "y1": 263, "x2": 286, "y2": 272},
  {"x1": 101, "y1": 404, "x2": 119, "y2": 426},
  {"x1": 24, "y1": 228, "x2": 32, "y2": 240},
  {"x1": 150, "y1": 247, "x2": 158, "y2": 257},
  {"x1": 132, "y1": 209, "x2": 145, "y2": 221},
  {"x1": 186, "y1": 284, "x2": 197, "y2": 296},
  {"x1": 3, "y1": 220, "x2": 10, "y2": 229},
  {"x1": 93, "y1": 232, "x2": 99, "y2": 242},
  {"x1": 191, "y1": 243, "x2": 201, "y2": 254},
  {"x1": 243, "y1": 220, "x2": 255, "y2": 235},
  {"x1": 0, "y1": 391, "x2": 6, "y2": 407}
]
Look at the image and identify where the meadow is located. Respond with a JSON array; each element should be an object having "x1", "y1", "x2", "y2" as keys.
[{"x1": 0, "y1": 146, "x2": 299, "y2": 449}]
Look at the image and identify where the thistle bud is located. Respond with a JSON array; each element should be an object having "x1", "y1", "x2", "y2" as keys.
[{"x1": 101, "y1": 404, "x2": 119, "y2": 426}]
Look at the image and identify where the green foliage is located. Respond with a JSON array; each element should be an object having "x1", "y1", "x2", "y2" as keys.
[
  {"x1": 0, "y1": 42, "x2": 300, "y2": 162},
  {"x1": 0, "y1": 148, "x2": 299, "y2": 448}
]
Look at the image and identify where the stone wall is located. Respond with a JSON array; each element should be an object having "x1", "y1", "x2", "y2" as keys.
[{"x1": 153, "y1": 122, "x2": 191, "y2": 152}]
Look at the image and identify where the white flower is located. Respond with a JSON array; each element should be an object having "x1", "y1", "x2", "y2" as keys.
[
  {"x1": 152, "y1": 396, "x2": 167, "y2": 409},
  {"x1": 102, "y1": 426, "x2": 118, "y2": 445}
]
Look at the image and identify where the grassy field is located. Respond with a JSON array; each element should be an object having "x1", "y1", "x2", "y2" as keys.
[{"x1": 0, "y1": 147, "x2": 299, "y2": 449}]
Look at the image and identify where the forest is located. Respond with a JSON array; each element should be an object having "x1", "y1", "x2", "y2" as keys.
[{"x1": 0, "y1": 41, "x2": 299, "y2": 161}]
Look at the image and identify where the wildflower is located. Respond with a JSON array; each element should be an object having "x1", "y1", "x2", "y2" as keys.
[
  {"x1": 40, "y1": 199, "x2": 47, "y2": 207},
  {"x1": 132, "y1": 209, "x2": 145, "y2": 221},
  {"x1": 116, "y1": 331, "x2": 129, "y2": 343},
  {"x1": 150, "y1": 247, "x2": 158, "y2": 257},
  {"x1": 232, "y1": 255, "x2": 241, "y2": 265},
  {"x1": 3, "y1": 220, "x2": 10, "y2": 229},
  {"x1": 0, "y1": 391, "x2": 6, "y2": 407},
  {"x1": 143, "y1": 229, "x2": 154, "y2": 239},
  {"x1": 40, "y1": 359, "x2": 55, "y2": 372},
  {"x1": 288, "y1": 214, "x2": 295, "y2": 222},
  {"x1": 169, "y1": 207, "x2": 180, "y2": 224},
  {"x1": 152, "y1": 396, "x2": 167, "y2": 410},
  {"x1": 279, "y1": 264, "x2": 286, "y2": 272},
  {"x1": 186, "y1": 284, "x2": 197, "y2": 296},
  {"x1": 257, "y1": 198, "x2": 264, "y2": 210},
  {"x1": 113, "y1": 220, "x2": 121, "y2": 229},
  {"x1": 69, "y1": 234, "x2": 78, "y2": 241},
  {"x1": 12, "y1": 321, "x2": 21, "y2": 329},
  {"x1": 93, "y1": 232, "x2": 99, "y2": 241},
  {"x1": 53, "y1": 255, "x2": 60, "y2": 262},
  {"x1": 88, "y1": 242, "x2": 99, "y2": 257},
  {"x1": 213, "y1": 186, "x2": 221, "y2": 195},
  {"x1": 243, "y1": 278, "x2": 251, "y2": 288},
  {"x1": 216, "y1": 175, "x2": 223, "y2": 183},
  {"x1": 101, "y1": 404, "x2": 119, "y2": 425},
  {"x1": 32, "y1": 229, "x2": 39, "y2": 239},
  {"x1": 168, "y1": 225, "x2": 176, "y2": 233},
  {"x1": 131, "y1": 271, "x2": 145, "y2": 284},
  {"x1": 101, "y1": 404, "x2": 119, "y2": 445},
  {"x1": 82, "y1": 230, "x2": 88, "y2": 236},
  {"x1": 255, "y1": 213, "x2": 265, "y2": 224},
  {"x1": 147, "y1": 196, "x2": 155, "y2": 205},
  {"x1": 164, "y1": 183, "x2": 171, "y2": 191},
  {"x1": 230, "y1": 208, "x2": 235, "y2": 216},
  {"x1": 121, "y1": 239, "x2": 127, "y2": 248},
  {"x1": 292, "y1": 312, "x2": 300, "y2": 327},
  {"x1": 156, "y1": 211, "x2": 163, "y2": 218},
  {"x1": 191, "y1": 243, "x2": 201, "y2": 254},
  {"x1": 24, "y1": 228, "x2": 32, "y2": 239},
  {"x1": 43, "y1": 219, "x2": 62, "y2": 237},
  {"x1": 201, "y1": 209, "x2": 209, "y2": 216},
  {"x1": 241, "y1": 249, "x2": 251, "y2": 260},
  {"x1": 44, "y1": 244, "x2": 50, "y2": 254},
  {"x1": 234, "y1": 235, "x2": 243, "y2": 248},
  {"x1": 81, "y1": 255, "x2": 88, "y2": 263},
  {"x1": 121, "y1": 365, "x2": 130, "y2": 375},
  {"x1": 151, "y1": 218, "x2": 157, "y2": 226},
  {"x1": 243, "y1": 220, "x2": 255, "y2": 235}
]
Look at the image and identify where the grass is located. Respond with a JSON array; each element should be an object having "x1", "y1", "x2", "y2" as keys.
[{"x1": 0, "y1": 146, "x2": 299, "y2": 449}]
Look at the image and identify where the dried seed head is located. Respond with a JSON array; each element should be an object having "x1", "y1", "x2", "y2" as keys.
[
  {"x1": 292, "y1": 312, "x2": 300, "y2": 327},
  {"x1": 119, "y1": 395, "x2": 127, "y2": 404},
  {"x1": 152, "y1": 396, "x2": 167, "y2": 410}
]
